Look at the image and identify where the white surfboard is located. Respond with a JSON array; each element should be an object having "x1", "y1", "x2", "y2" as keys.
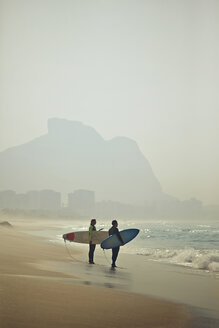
[{"x1": 63, "y1": 230, "x2": 109, "y2": 244}]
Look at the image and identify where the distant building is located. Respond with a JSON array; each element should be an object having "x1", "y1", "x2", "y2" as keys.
[
  {"x1": 16, "y1": 193, "x2": 28, "y2": 209},
  {"x1": 26, "y1": 191, "x2": 40, "y2": 210},
  {"x1": 68, "y1": 189, "x2": 95, "y2": 216},
  {"x1": 0, "y1": 189, "x2": 61, "y2": 211},
  {"x1": 39, "y1": 190, "x2": 61, "y2": 210}
]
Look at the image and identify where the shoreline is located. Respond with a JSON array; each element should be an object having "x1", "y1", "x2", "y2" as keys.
[{"x1": 0, "y1": 219, "x2": 218, "y2": 327}]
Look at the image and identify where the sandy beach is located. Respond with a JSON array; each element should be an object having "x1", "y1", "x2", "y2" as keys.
[{"x1": 0, "y1": 218, "x2": 218, "y2": 328}]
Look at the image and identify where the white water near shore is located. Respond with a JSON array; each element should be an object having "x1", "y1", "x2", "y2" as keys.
[
  {"x1": 48, "y1": 219, "x2": 219, "y2": 273},
  {"x1": 25, "y1": 218, "x2": 219, "y2": 274}
]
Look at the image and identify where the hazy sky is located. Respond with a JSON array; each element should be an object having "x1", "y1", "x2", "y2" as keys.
[{"x1": 1, "y1": 0, "x2": 219, "y2": 205}]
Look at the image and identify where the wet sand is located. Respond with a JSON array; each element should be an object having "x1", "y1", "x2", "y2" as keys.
[{"x1": 0, "y1": 218, "x2": 218, "y2": 327}]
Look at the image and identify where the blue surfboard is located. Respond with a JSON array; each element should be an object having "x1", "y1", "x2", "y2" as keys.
[{"x1": 101, "y1": 228, "x2": 139, "y2": 249}]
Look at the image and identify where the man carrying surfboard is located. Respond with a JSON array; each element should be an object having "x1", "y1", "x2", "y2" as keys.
[
  {"x1": 108, "y1": 220, "x2": 124, "y2": 268},
  {"x1": 89, "y1": 219, "x2": 96, "y2": 264}
]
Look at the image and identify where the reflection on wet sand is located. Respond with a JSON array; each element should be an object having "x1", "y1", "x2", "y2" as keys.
[
  {"x1": 35, "y1": 260, "x2": 131, "y2": 291},
  {"x1": 79, "y1": 261, "x2": 130, "y2": 290}
]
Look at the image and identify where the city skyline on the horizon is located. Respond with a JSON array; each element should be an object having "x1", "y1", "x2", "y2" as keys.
[{"x1": 0, "y1": 188, "x2": 208, "y2": 220}]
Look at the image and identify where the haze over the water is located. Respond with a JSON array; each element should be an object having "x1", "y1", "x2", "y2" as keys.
[{"x1": 1, "y1": 0, "x2": 218, "y2": 205}]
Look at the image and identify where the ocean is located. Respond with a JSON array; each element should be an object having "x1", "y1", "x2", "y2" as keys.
[{"x1": 56, "y1": 219, "x2": 219, "y2": 274}]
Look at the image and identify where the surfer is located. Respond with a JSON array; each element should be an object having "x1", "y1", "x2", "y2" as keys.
[
  {"x1": 89, "y1": 219, "x2": 96, "y2": 264},
  {"x1": 108, "y1": 220, "x2": 124, "y2": 268}
]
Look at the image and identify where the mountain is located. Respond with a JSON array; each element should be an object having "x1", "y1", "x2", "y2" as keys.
[{"x1": 0, "y1": 118, "x2": 166, "y2": 205}]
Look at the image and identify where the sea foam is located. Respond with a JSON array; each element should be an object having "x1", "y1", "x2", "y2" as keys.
[{"x1": 133, "y1": 247, "x2": 219, "y2": 272}]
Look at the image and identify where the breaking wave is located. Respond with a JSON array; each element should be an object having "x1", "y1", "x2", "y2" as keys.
[{"x1": 135, "y1": 247, "x2": 219, "y2": 272}]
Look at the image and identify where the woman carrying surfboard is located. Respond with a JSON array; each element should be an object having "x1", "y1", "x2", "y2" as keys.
[
  {"x1": 108, "y1": 220, "x2": 124, "y2": 268},
  {"x1": 89, "y1": 219, "x2": 96, "y2": 264}
]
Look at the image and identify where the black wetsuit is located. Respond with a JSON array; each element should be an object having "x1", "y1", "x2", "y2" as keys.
[{"x1": 108, "y1": 226, "x2": 123, "y2": 267}]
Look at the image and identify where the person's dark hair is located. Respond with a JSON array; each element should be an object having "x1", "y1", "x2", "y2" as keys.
[
  {"x1": 112, "y1": 220, "x2": 117, "y2": 226},
  {"x1": 91, "y1": 219, "x2": 96, "y2": 224}
]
